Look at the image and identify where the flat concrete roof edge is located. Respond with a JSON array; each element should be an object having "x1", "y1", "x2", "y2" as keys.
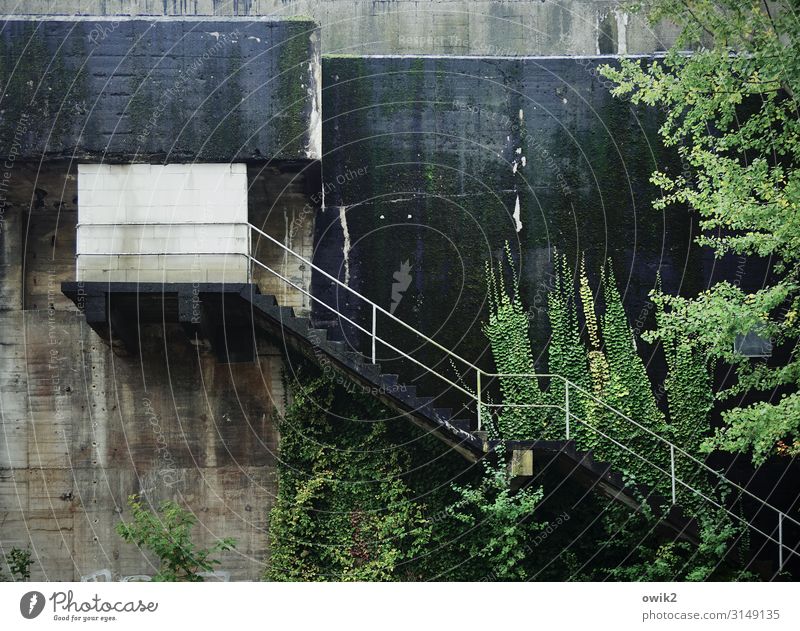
[{"x1": 0, "y1": 14, "x2": 318, "y2": 24}]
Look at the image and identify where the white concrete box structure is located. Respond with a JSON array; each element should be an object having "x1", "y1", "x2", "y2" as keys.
[{"x1": 77, "y1": 163, "x2": 250, "y2": 283}]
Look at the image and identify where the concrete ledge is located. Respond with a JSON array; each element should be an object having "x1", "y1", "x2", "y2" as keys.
[{"x1": 0, "y1": 16, "x2": 321, "y2": 162}]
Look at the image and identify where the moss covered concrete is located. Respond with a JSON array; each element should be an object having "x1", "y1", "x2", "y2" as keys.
[
  {"x1": 0, "y1": 17, "x2": 319, "y2": 162},
  {"x1": 316, "y1": 55, "x2": 706, "y2": 401}
]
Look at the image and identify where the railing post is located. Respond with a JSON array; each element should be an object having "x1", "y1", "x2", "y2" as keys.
[
  {"x1": 248, "y1": 226, "x2": 253, "y2": 283},
  {"x1": 778, "y1": 512, "x2": 784, "y2": 571},
  {"x1": 476, "y1": 370, "x2": 482, "y2": 431},
  {"x1": 670, "y1": 445, "x2": 676, "y2": 504},
  {"x1": 371, "y1": 303, "x2": 377, "y2": 364},
  {"x1": 565, "y1": 381, "x2": 570, "y2": 440}
]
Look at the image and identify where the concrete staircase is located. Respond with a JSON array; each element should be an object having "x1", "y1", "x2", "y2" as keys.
[{"x1": 62, "y1": 280, "x2": 701, "y2": 544}]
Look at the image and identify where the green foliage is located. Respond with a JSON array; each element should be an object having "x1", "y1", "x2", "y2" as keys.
[
  {"x1": 484, "y1": 248, "x2": 751, "y2": 572},
  {"x1": 116, "y1": 495, "x2": 235, "y2": 582},
  {"x1": 266, "y1": 375, "x2": 431, "y2": 581},
  {"x1": 577, "y1": 259, "x2": 619, "y2": 453},
  {"x1": 0, "y1": 547, "x2": 33, "y2": 581},
  {"x1": 266, "y1": 364, "x2": 760, "y2": 581},
  {"x1": 600, "y1": 0, "x2": 800, "y2": 463},
  {"x1": 491, "y1": 250, "x2": 716, "y2": 500},
  {"x1": 446, "y1": 458, "x2": 545, "y2": 580},
  {"x1": 599, "y1": 507, "x2": 755, "y2": 582},
  {"x1": 267, "y1": 232, "x2": 762, "y2": 581},
  {"x1": 483, "y1": 243, "x2": 550, "y2": 438},
  {"x1": 662, "y1": 336, "x2": 716, "y2": 512},
  {"x1": 709, "y1": 394, "x2": 800, "y2": 464},
  {"x1": 546, "y1": 252, "x2": 590, "y2": 439},
  {"x1": 267, "y1": 371, "x2": 550, "y2": 581},
  {"x1": 600, "y1": 264, "x2": 667, "y2": 478}
]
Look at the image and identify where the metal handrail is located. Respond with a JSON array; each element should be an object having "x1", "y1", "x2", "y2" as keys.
[
  {"x1": 246, "y1": 223, "x2": 799, "y2": 567},
  {"x1": 566, "y1": 408, "x2": 800, "y2": 562},
  {"x1": 248, "y1": 256, "x2": 476, "y2": 400},
  {"x1": 483, "y1": 373, "x2": 800, "y2": 529},
  {"x1": 249, "y1": 222, "x2": 483, "y2": 374}
]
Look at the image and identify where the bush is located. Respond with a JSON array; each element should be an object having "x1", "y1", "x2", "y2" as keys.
[{"x1": 116, "y1": 495, "x2": 235, "y2": 581}]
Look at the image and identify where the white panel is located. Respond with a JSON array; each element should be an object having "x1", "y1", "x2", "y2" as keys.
[{"x1": 78, "y1": 163, "x2": 249, "y2": 283}]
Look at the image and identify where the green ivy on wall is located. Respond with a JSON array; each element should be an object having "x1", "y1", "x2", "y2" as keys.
[
  {"x1": 267, "y1": 371, "x2": 549, "y2": 581},
  {"x1": 485, "y1": 248, "x2": 733, "y2": 526},
  {"x1": 483, "y1": 243, "x2": 550, "y2": 439},
  {"x1": 546, "y1": 252, "x2": 590, "y2": 440},
  {"x1": 599, "y1": 263, "x2": 667, "y2": 481},
  {"x1": 267, "y1": 375, "x2": 430, "y2": 581}
]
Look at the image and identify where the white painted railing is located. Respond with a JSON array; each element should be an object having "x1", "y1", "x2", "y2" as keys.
[{"x1": 247, "y1": 222, "x2": 800, "y2": 569}]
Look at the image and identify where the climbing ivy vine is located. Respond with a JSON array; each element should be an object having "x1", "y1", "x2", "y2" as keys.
[
  {"x1": 482, "y1": 246, "x2": 742, "y2": 542},
  {"x1": 599, "y1": 264, "x2": 667, "y2": 479},
  {"x1": 483, "y1": 243, "x2": 550, "y2": 438},
  {"x1": 266, "y1": 371, "x2": 548, "y2": 581},
  {"x1": 266, "y1": 375, "x2": 430, "y2": 581},
  {"x1": 546, "y1": 252, "x2": 590, "y2": 440}
]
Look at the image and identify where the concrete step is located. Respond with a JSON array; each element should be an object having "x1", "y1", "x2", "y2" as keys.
[
  {"x1": 289, "y1": 317, "x2": 310, "y2": 335},
  {"x1": 360, "y1": 363, "x2": 381, "y2": 380},
  {"x1": 254, "y1": 294, "x2": 278, "y2": 308},
  {"x1": 344, "y1": 350, "x2": 364, "y2": 365},
  {"x1": 326, "y1": 341, "x2": 346, "y2": 356},
  {"x1": 380, "y1": 374, "x2": 399, "y2": 387},
  {"x1": 307, "y1": 328, "x2": 328, "y2": 344}
]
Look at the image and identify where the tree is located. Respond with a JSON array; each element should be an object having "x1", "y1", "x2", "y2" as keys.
[
  {"x1": 116, "y1": 495, "x2": 235, "y2": 581},
  {"x1": 601, "y1": 1, "x2": 800, "y2": 464}
]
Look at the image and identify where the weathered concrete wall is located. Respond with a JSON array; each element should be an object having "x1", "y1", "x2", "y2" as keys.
[
  {"x1": 0, "y1": 157, "x2": 319, "y2": 580},
  {"x1": 0, "y1": 5, "x2": 759, "y2": 582},
  {"x1": 0, "y1": 19, "x2": 319, "y2": 578},
  {"x1": 249, "y1": 161, "x2": 320, "y2": 314},
  {"x1": 0, "y1": 1, "x2": 680, "y2": 55},
  {"x1": 0, "y1": 16, "x2": 321, "y2": 162},
  {"x1": 315, "y1": 55, "x2": 710, "y2": 395}
]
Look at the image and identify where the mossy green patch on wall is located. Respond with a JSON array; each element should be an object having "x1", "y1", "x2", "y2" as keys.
[
  {"x1": 274, "y1": 20, "x2": 317, "y2": 153},
  {"x1": 315, "y1": 55, "x2": 699, "y2": 403},
  {"x1": 0, "y1": 18, "x2": 319, "y2": 161}
]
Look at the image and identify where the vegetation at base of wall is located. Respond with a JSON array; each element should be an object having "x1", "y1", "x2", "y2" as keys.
[
  {"x1": 446, "y1": 458, "x2": 545, "y2": 580},
  {"x1": 599, "y1": 0, "x2": 800, "y2": 466},
  {"x1": 480, "y1": 245, "x2": 757, "y2": 575},
  {"x1": 582, "y1": 504, "x2": 757, "y2": 582},
  {"x1": 116, "y1": 495, "x2": 236, "y2": 582},
  {"x1": 266, "y1": 363, "x2": 755, "y2": 581},
  {"x1": 265, "y1": 375, "x2": 431, "y2": 581},
  {"x1": 266, "y1": 371, "x2": 549, "y2": 581},
  {"x1": 0, "y1": 547, "x2": 33, "y2": 581}
]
